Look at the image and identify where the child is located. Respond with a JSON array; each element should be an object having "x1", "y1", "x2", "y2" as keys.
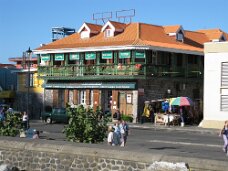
[
  {"x1": 33, "y1": 130, "x2": 40, "y2": 139},
  {"x1": 107, "y1": 126, "x2": 114, "y2": 145},
  {"x1": 219, "y1": 120, "x2": 228, "y2": 154}
]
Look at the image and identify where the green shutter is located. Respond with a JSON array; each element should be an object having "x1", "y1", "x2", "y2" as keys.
[
  {"x1": 41, "y1": 54, "x2": 50, "y2": 61},
  {"x1": 119, "y1": 51, "x2": 131, "y2": 59},
  {"x1": 102, "y1": 51, "x2": 113, "y2": 59},
  {"x1": 85, "y1": 52, "x2": 96, "y2": 60},
  {"x1": 70, "y1": 53, "x2": 80, "y2": 60},
  {"x1": 135, "y1": 51, "x2": 145, "y2": 58},
  {"x1": 55, "y1": 54, "x2": 64, "y2": 61}
]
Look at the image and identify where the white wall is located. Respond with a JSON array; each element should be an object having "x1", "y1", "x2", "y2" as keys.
[{"x1": 204, "y1": 42, "x2": 228, "y2": 121}]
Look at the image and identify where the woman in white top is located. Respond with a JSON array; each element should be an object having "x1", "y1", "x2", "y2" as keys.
[{"x1": 22, "y1": 111, "x2": 28, "y2": 130}]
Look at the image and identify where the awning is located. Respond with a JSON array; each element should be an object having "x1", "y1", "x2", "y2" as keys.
[
  {"x1": 44, "y1": 82, "x2": 136, "y2": 89},
  {"x1": 0, "y1": 91, "x2": 15, "y2": 98}
]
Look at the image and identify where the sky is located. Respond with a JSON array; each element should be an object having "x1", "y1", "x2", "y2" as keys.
[{"x1": 0, "y1": 0, "x2": 228, "y2": 63}]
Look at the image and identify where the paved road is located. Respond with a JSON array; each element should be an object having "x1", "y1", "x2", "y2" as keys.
[{"x1": 30, "y1": 121, "x2": 227, "y2": 162}]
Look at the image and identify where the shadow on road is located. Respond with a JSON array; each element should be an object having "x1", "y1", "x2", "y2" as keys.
[{"x1": 149, "y1": 147, "x2": 177, "y2": 150}]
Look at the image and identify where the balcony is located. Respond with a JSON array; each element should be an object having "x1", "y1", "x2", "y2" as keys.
[{"x1": 38, "y1": 64, "x2": 203, "y2": 80}]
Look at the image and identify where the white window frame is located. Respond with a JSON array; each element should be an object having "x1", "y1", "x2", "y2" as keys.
[
  {"x1": 105, "y1": 29, "x2": 113, "y2": 37},
  {"x1": 81, "y1": 31, "x2": 90, "y2": 39},
  {"x1": 79, "y1": 90, "x2": 86, "y2": 105}
]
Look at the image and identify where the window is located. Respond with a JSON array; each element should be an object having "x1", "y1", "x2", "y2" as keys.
[
  {"x1": 221, "y1": 95, "x2": 228, "y2": 111},
  {"x1": 105, "y1": 29, "x2": 113, "y2": 37},
  {"x1": 221, "y1": 36, "x2": 226, "y2": 42},
  {"x1": 89, "y1": 90, "x2": 93, "y2": 106},
  {"x1": 68, "y1": 90, "x2": 74, "y2": 105},
  {"x1": 176, "y1": 30, "x2": 184, "y2": 42},
  {"x1": 81, "y1": 31, "x2": 90, "y2": 39},
  {"x1": 220, "y1": 62, "x2": 228, "y2": 111},
  {"x1": 221, "y1": 62, "x2": 228, "y2": 87},
  {"x1": 79, "y1": 90, "x2": 86, "y2": 105},
  {"x1": 177, "y1": 33, "x2": 184, "y2": 41}
]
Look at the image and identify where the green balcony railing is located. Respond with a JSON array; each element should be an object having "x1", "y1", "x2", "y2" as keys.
[{"x1": 38, "y1": 63, "x2": 203, "y2": 80}]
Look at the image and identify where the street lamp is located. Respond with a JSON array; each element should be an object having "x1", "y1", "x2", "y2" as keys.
[{"x1": 26, "y1": 47, "x2": 32, "y2": 121}]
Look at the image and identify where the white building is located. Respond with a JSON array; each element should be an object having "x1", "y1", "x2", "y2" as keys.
[{"x1": 202, "y1": 42, "x2": 228, "y2": 128}]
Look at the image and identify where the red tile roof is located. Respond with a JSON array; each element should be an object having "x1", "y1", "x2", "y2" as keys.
[
  {"x1": 36, "y1": 21, "x2": 228, "y2": 53},
  {"x1": 163, "y1": 25, "x2": 181, "y2": 34},
  {"x1": 197, "y1": 29, "x2": 227, "y2": 41},
  {"x1": 109, "y1": 20, "x2": 127, "y2": 30},
  {"x1": 84, "y1": 23, "x2": 102, "y2": 32}
]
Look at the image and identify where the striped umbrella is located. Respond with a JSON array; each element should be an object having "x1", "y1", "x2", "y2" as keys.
[{"x1": 171, "y1": 97, "x2": 193, "y2": 106}]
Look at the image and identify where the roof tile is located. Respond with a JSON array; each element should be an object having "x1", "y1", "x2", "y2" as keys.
[{"x1": 36, "y1": 22, "x2": 228, "y2": 53}]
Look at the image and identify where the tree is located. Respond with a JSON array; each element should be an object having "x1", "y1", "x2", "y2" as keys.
[{"x1": 63, "y1": 104, "x2": 108, "y2": 143}]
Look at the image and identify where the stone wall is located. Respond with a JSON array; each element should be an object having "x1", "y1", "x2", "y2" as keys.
[
  {"x1": 0, "y1": 138, "x2": 226, "y2": 171},
  {"x1": 0, "y1": 139, "x2": 150, "y2": 171}
]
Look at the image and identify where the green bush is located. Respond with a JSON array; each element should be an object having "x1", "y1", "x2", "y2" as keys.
[
  {"x1": 0, "y1": 112, "x2": 22, "y2": 136},
  {"x1": 121, "y1": 114, "x2": 133, "y2": 122},
  {"x1": 63, "y1": 104, "x2": 108, "y2": 143}
]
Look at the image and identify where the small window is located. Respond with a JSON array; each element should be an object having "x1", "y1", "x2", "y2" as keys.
[
  {"x1": 105, "y1": 29, "x2": 112, "y2": 37},
  {"x1": 220, "y1": 36, "x2": 226, "y2": 42},
  {"x1": 81, "y1": 31, "x2": 90, "y2": 39},
  {"x1": 221, "y1": 95, "x2": 228, "y2": 111},
  {"x1": 177, "y1": 32, "x2": 184, "y2": 42}
]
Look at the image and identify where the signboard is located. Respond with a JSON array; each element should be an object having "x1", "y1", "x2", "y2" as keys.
[
  {"x1": 135, "y1": 51, "x2": 145, "y2": 58},
  {"x1": 41, "y1": 54, "x2": 50, "y2": 61},
  {"x1": 119, "y1": 51, "x2": 131, "y2": 59},
  {"x1": 102, "y1": 51, "x2": 112, "y2": 59},
  {"x1": 70, "y1": 53, "x2": 80, "y2": 60},
  {"x1": 85, "y1": 52, "x2": 96, "y2": 60},
  {"x1": 55, "y1": 54, "x2": 64, "y2": 61}
]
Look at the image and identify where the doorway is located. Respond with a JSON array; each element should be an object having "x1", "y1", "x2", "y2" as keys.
[{"x1": 101, "y1": 90, "x2": 112, "y2": 114}]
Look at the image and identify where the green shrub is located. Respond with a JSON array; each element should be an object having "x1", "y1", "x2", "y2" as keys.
[
  {"x1": 0, "y1": 112, "x2": 22, "y2": 136},
  {"x1": 63, "y1": 104, "x2": 108, "y2": 143},
  {"x1": 121, "y1": 114, "x2": 133, "y2": 122}
]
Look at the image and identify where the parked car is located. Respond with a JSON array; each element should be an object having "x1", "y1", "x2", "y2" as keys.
[{"x1": 41, "y1": 108, "x2": 68, "y2": 124}]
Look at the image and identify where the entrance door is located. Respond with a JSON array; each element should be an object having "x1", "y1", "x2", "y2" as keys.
[{"x1": 101, "y1": 90, "x2": 112, "y2": 114}]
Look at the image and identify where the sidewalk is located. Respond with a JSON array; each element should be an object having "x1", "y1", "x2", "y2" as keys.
[
  {"x1": 109, "y1": 122, "x2": 220, "y2": 135},
  {"x1": 30, "y1": 119, "x2": 220, "y2": 135}
]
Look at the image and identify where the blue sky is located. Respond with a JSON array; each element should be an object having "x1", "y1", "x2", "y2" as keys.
[{"x1": 0, "y1": 0, "x2": 228, "y2": 63}]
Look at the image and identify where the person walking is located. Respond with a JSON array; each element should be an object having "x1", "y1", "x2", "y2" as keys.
[
  {"x1": 113, "y1": 121, "x2": 121, "y2": 145},
  {"x1": 122, "y1": 120, "x2": 129, "y2": 146},
  {"x1": 219, "y1": 120, "x2": 228, "y2": 155},
  {"x1": 119, "y1": 120, "x2": 126, "y2": 147}
]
